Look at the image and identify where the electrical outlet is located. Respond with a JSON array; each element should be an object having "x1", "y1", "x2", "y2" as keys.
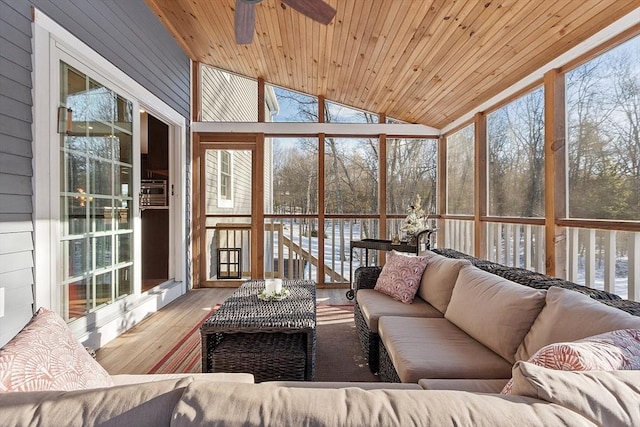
[{"x1": 0, "y1": 288, "x2": 4, "y2": 318}]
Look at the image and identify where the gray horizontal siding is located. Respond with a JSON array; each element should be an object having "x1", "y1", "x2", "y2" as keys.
[
  {"x1": 31, "y1": 0, "x2": 190, "y2": 119},
  {"x1": 0, "y1": 0, "x2": 190, "y2": 346},
  {"x1": 1, "y1": 0, "x2": 34, "y2": 348}
]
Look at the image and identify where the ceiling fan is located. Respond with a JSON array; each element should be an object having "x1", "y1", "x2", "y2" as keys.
[{"x1": 235, "y1": 0, "x2": 336, "y2": 45}]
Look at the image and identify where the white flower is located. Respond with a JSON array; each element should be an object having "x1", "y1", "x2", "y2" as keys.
[{"x1": 400, "y1": 195, "x2": 427, "y2": 238}]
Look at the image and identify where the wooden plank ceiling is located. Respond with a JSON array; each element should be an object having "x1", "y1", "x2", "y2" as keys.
[{"x1": 145, "y1": 0, "x2": 638, "y2": 129}]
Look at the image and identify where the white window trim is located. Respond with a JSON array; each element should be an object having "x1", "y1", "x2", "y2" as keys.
[
  {"x1": 32, "y1": 9, "x2": 188, "y2": 348},
  {"x1": 217, "y1": 150, "x2": 234, "y2": 208}
]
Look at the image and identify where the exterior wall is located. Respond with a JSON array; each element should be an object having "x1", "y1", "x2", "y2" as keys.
[
  {"x1": 201, "y1": 66, "x2": 258, "y2": 121},
  {"x1": 0, "y1": 0, "x2": 190, "y2": 346}
]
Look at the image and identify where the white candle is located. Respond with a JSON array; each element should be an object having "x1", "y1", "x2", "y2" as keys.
[
  {"x1": 265, "y1": 279, "x2": 276, "y2": 294},
  {"x1": 273, "y1": 278, "x2": 282, "y2": 293}
]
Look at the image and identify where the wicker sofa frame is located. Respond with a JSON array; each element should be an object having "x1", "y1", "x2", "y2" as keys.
[{"x1": 353, "y1": 248, "x2": 640, "y2": 377}]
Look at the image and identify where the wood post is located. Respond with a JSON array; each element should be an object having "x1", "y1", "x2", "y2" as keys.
[
  {"x1": 544, "y1": 69, "x2": 567, "y2": 278},
  {"x1": 474, "y1": 112, "x2": 487, "y2": 259}
]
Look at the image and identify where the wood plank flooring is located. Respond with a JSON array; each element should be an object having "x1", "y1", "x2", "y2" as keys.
[{"x1": 97, "y1": 287, "x2": 352, "y2": 374}]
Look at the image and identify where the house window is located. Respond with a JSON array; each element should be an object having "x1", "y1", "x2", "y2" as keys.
[
  {"x1": 218, "y1": 150, "x2": 233, "y2": 208},
  {"x1": 59, "y1": 62, "x2": 134, "y2": 320}
]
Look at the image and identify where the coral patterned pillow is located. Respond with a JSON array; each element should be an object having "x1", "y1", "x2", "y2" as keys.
[
  {"x1": 0, "y1": 308, "x2": 114, "y2": 392},
  {"x1": 374, "y1": 251, "x2": 429, "y2": 304},
  {"x1": 502, "y1": 328, "x2": 640, "y2": 394}
]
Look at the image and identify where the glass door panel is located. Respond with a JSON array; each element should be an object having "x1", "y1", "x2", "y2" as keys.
[{"x1": 59, "y1": 62, "x2": 134, "y2": 321}]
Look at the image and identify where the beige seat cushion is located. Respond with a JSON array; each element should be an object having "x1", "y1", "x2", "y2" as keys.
[
  {"x1": 356, "y1": 289, "x2": 442, "y2": 333},
  {"x1": 419, "y1": 378, "x2": 509, "y2": 393},
  {"x1": 173, "y1": 380, "x2": 590, "y2": 427},
  {"x1": 378, "y1": 317, "x2": 513, "y2": 383},
  {"x1": 417, "y1": 251, "x2": 471, "y2": 313},
  {"x1": 265, "y1": 381, "x2": 422, "y2": 390},
  {"x1": 515, "y1": 286, "x2": 640, "y2": 361},
  {"x1": 445, "y1": 265, "x2": 547, "y2": 363},
  {"x1": 511, "y1": 361, "x2": 640, "y2": 427},
  {"x1": 110, "y1": 372, "x2": 255, "y2": 386}
]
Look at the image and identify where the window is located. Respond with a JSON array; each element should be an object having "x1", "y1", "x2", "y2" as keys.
[
  {"x1": 218, "y1": 150, "x2": 233, "y2": 208},
  {"x1": 386, "y1": 138, "x2": 438, "y2": 215},
  {"x1": 60, "y1": 62, "x2": 134, "y2": 320},
  {"x1": 325, "y1": 137, "x2": 378, "y2": 214},
  {"x1": 324, "y1": 101, "x2": 379, "y2": 123},
  {"x1": 270, "y1": 138, "x2": 319, "y2": 214},
  {"x1": 566, "y1": 35, "x2": 640, "y2": 220},
  {"x1": 487, "y1": 87, "x2": 545, "y2": 217},
  {"x1": 266, "y1": 85, "x2": 318, "y2": 122},
  {"x1": 446, "y1": 125, "x2": 475, "y2": 215}
]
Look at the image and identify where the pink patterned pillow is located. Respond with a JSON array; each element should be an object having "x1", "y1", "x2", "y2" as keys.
[
  {"x1": 502, "y1": 328, "x2": 640, "y2": 394},
  {"x1": 0, "y1": 308, "x2": 114, "y2": 392},
  {"x1": 374, "y1": 251, "x2": 429, "y2": 304}
]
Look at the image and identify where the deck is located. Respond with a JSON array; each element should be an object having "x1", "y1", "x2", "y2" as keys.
[{"x1": 96, "y1": 288, "x2": 351, "y2": 374}]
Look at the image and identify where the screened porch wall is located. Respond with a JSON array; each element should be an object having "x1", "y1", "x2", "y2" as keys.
[{"x1": 194, "y1": 31, "x2": 640, "y2": 300}]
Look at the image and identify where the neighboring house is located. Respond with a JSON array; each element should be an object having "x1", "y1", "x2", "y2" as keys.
[{"x1": 200, "y1": 66, "x2": 278, "y2": 279}]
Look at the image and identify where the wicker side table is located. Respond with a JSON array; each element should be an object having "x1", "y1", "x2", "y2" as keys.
[{"x1": 201, "y1": 280, "x2": 317, "y2": 381}]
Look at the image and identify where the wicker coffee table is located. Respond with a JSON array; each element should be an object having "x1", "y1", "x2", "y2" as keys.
[{"x1": 200, "y1": 280, "x2": 316, "y2": 382}]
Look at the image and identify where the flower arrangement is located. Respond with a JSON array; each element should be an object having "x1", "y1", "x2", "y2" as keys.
[{"x1": 401, "y1": 195, "x2": 428, "y2": 241}]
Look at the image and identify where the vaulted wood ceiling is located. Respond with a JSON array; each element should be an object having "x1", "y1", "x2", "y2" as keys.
[{"x1": 146, "y1": 0, "x2": 638, "y2": 129}]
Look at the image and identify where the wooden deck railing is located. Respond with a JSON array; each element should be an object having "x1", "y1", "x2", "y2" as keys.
[
  {"x1": 210, "y1": 216, "x2": 638, "y2": 300},
  {"x1": 442, "y1": 216, "x2": 639, "y2": 301}
]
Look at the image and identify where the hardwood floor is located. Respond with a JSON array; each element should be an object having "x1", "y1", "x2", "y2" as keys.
[{"x1": 96, "y1": 287, "x2": 352, "y2": 374}]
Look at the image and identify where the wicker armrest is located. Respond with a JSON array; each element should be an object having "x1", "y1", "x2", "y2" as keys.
[{"x1": 353, "y1": 266, "x2": 383, "y2": 291}]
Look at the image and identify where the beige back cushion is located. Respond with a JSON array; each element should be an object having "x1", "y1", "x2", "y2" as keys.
[
  {"x1": 416, "y1": 251, "x2": 471, "y2": 313},
  {"x1": 515, "y1": 286, "x2": 640, "y2": 361},
  {"x1": 445, "y1": 265, "x2": 547, "y2": 363},
  {"x1": 173, "y1": 379, "x2": 587, "y2": 427},
  {"x1": 0, "y1": 377, "x2": 192, "y2": 427}
]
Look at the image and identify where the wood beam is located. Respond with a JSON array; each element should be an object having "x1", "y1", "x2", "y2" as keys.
[
  {"x1": 318, "y1": 96, "x2": 325, "y2": 123},
  {"x1": 257, "y1": 77, "x2": 265, "y2": 123},
  {"x1": 253, "y1": 134, "x2": 265, "y2": 278},
  {"x1": 437, "y1": 135, "x2": 447, "y2": 249},
  {"x1": 192, "y1": 133, "x2": 202, "y2": 287},
  {"x1": 474, "y1": 112, "x2": 487, "y2": 258},
  {"x1": 544, "y1": 68, "x2": 567, "y2": 277},
  {"x1": 191, "y1": 61, "x2": 200, "y2": 122},
  {"x1": 317, "y1": 133, "x2": 326, "y2": 285},
  {"x1": 379, "y1": 133, "x2": 387, "y2": 245}
]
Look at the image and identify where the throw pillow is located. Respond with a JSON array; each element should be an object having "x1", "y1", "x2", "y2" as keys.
[
  {"x1": 502, "y1": 328, "x2": 640, "y2": 394},
  {"x1": 510, "y1": 361, "x2": 640, "y2": 427},
  {"x1": 374, "y1": 251, "x2": 429, "y2": 304},
  {"x1": 0, "y1": 307, "x2": 114, "y2": 392}
]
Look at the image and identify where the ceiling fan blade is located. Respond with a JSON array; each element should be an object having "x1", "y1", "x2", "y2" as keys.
[
  {"x1": 281, "y1": 0, "x2": 336, "y2": 25},
  {"x1": 235, "y1": 0, "x2": 256, "y2": 44}
]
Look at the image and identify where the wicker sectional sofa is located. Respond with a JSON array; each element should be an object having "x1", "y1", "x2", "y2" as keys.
[{"x1": 354, "y1": 249, "x2": 640, "y2": 385}]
